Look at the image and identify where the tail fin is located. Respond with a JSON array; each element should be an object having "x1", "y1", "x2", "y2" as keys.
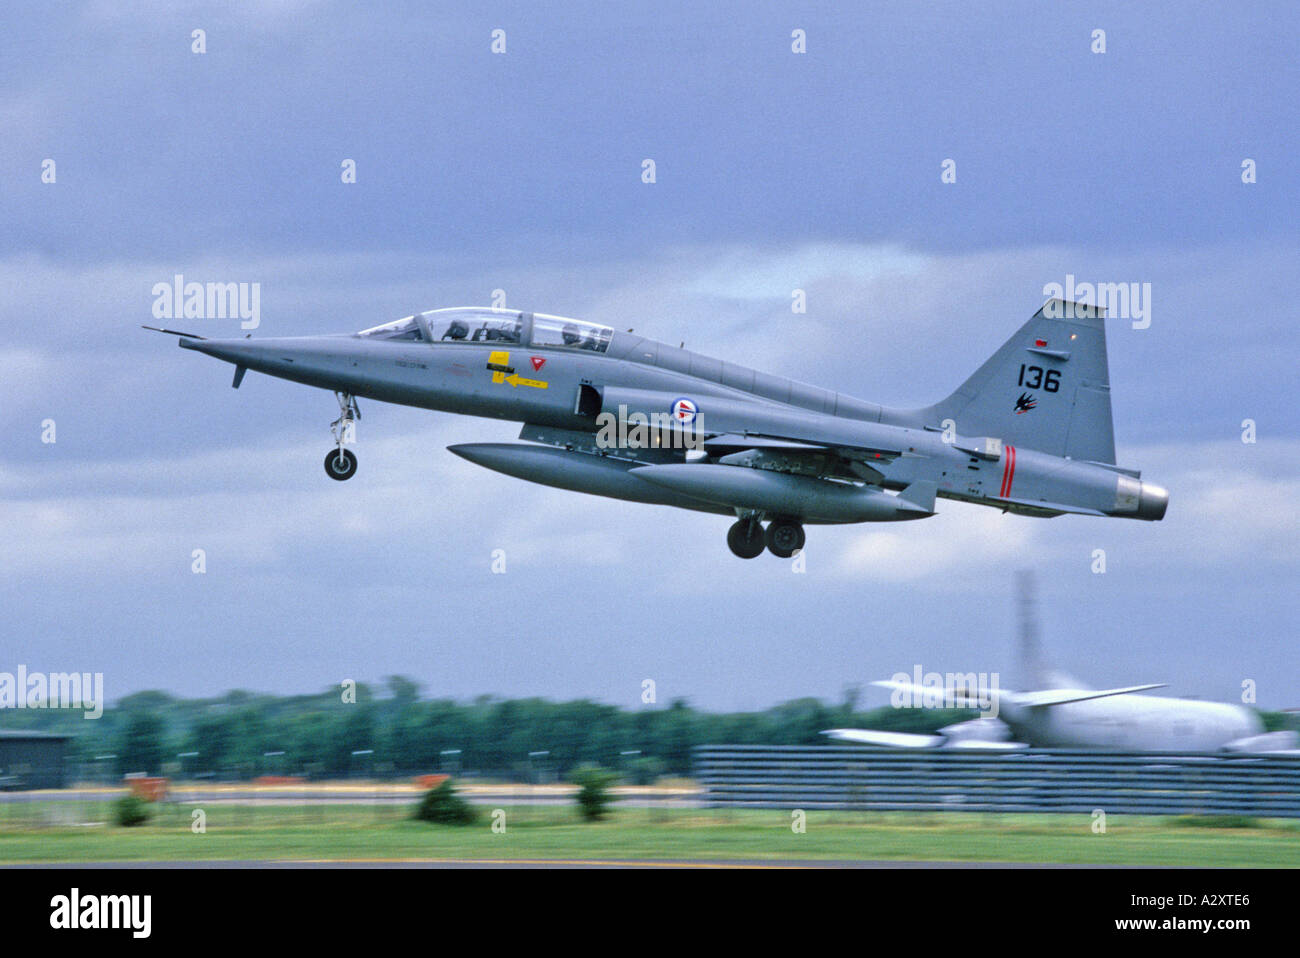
[
  {"x1": 1015, "y1": 570, "x2": 1046, "y2": 690},
  {"x1": 923, "y1": 299, "x2": 1116, "y2": 464},
  {"x1": 1015, "y1": 568, "x2": 1088, "y2": 691}
]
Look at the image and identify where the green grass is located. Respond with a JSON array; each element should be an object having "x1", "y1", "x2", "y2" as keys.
[{"x1": 1, "y1": 804, "x2": 1299, "y2": 866}]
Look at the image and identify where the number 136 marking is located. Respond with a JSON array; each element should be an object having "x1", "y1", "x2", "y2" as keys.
[{"x1": 1017, "y1": 364, "x2": 1060, "y2": 392}]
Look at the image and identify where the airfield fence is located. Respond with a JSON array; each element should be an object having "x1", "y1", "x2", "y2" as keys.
[{"x1": 693, "y1": 745, "x2": 1300, "y2": 817}]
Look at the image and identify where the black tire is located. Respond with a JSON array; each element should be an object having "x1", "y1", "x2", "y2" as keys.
[
  {"x1": 324, "y1": 448, "x2": 358, "y2": 481},
  {"x1": 765, "y1": 520, "x2": 805, "y2": 558},
  {"x1": 726, "y1": 519, "x2": 766, "y2": 559}
]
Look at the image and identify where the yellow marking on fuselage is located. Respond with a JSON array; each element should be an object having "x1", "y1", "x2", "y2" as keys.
[
  {"x1": 487, "y1": 350, "x2": 512, "y2": 383},
  {"x1": 503, "y1": 373, "x2": 547, "y2": 389}
]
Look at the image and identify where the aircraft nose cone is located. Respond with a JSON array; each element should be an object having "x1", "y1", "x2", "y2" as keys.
[
  {"x1": 179, "y1": 337, "x2": 259, "y2": 363},
  {"x1": 1137, "y1": 482, "x2": 1169, "y2": 521}
]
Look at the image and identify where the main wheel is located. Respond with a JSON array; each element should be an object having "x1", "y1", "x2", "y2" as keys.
[
  {"x1": 726, "y1": 519, "x2": 766, "y2": 559},
  {"x1": 324, "y1": 448, "x2": 358, "y2": 481},
  {"x1": 765, "y1": 520, "x2": 805, "y2": 558}
]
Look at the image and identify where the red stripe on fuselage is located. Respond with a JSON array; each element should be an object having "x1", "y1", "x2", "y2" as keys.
[{"x1": 1000, "y1": 445, "x2": 1017, "y2": 498}]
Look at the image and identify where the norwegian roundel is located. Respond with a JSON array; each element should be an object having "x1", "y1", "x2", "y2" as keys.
[{"x1": 670, "y1": 397, "x2": 698, "y2": 424}]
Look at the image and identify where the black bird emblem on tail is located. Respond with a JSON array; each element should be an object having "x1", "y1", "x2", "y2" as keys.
[{"x1": 1014, "y1": 392, "x2": 1037, "y2": 415}]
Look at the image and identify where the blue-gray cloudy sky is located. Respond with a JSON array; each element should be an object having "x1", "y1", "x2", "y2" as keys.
[{"x1": 3, "y1": 1, "x2": 1297, "y2": 710}]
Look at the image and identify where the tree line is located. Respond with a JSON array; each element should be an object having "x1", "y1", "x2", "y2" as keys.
[
  {"x1": 6, "y1": 678, "x2": 1294, "y2": 782},
  {"x1": 0, "y1": 677, "x2": 972, "y2": 780}
]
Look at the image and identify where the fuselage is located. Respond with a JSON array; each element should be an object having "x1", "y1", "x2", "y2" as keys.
[
  {"x1": 1001, "y1": 694, "x2": 1262, "y2": 751},
  {"x1": 177, "y1": 306, "x2": 1168, "y2": 527}
]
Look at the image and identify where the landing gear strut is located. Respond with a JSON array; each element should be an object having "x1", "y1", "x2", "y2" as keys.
[
  {"x1": 324, "y1": 391, "x2": 360, "y2": 481},
  {"x1": 726, "y1": 518, "x2": 766, "y2": 559}
]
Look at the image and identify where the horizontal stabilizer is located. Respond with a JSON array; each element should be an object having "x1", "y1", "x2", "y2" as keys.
[{"x1": 1000, "y1": 496, "x2": 1107, "y2": 518}]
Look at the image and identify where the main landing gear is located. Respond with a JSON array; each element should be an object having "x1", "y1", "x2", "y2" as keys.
[
  {"x1": 324, "y1": 391, "x2": 360, "y2": 481},
  {"x1": 726, "y1": 518, "x2": 765, "y2": 559},
  {"x1": 726, "y1": 516, "x2": 806, "y2": 559}
]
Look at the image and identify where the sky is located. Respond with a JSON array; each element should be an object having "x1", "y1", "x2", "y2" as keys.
[{"x1": 2, "y1": 1, "x2": 1297, "y2": 712}]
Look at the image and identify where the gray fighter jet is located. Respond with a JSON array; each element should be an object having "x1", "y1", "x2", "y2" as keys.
[{"x1": 147, "y1": 297, "x2": 1167, "y2": 557}]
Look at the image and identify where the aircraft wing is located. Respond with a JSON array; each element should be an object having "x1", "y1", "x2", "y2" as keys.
[
  {"x1": 701, "y1": 434, "x2": 828, "y2": 453},
  {"x1": 822, "y1": 728, "x2": 947, "y2": 748},
  {"x1": 701, "y1": 433, "x2": 903, "y2": 477},
  {"x1": 822, "y1": 728, "x2": 1028, "y2": 749},
  {"x1": 869, "y1": 679, "x2": 1169, "y2": 711},
  {"x1": 599, "y1": 387, "x2": 904, "y2": 472},
  {"x1": 1013, "y1": 684, "x2": 1167, "y2": 708}
]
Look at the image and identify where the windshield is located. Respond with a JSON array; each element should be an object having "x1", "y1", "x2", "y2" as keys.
[
  {"x1": 356, "y1": 316, "x2": 425, "y2": 341},
  {"x1": 531, "y1": 314, "x2": 612, "y2": 353}
]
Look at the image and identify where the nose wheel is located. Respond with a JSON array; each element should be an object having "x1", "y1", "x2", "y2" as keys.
[
  {"x1": 324, "y1": 391, "x2": 360, "y2": 481},
  {"x1": 324, "y1": 448, "x2": 358, "y2": 481}
]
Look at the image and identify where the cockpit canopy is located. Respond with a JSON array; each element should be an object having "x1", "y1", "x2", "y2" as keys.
[{"x1": 356, "y1": 308, "x2": 612, "y2": 353}]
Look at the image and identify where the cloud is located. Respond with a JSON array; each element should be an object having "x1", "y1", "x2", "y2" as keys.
[{"x1": 683, "y1": 243, "x2": 930, "y2": 301}]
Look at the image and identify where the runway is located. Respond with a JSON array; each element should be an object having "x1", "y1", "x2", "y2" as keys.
[{"x1": 6, "y1": 858, "x2": 1130, "y2": 869}]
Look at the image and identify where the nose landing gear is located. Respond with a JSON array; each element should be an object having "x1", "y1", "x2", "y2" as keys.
[
  {"x1": 324, "y1": 447, "x2": 357, "y2": 480},
  {"x1": 324, "y1": 391, "x2": 360, "y2": 481}
]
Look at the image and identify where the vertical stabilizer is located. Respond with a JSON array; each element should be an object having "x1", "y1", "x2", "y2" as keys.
[
  {"x1": 1016, "y1": 570, "x2": 1048, "y2": 690},
  {"x1": 923, "y1": 300, "x2": 1117, "y2": 464}
]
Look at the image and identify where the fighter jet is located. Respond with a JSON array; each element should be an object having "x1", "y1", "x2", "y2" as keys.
[
  {"x1": 823, "y1": 574, "x2": 1299, "y2": 753},
  {"x1": 146, "y1": 296, "x2": 1167, "y2": 557}
]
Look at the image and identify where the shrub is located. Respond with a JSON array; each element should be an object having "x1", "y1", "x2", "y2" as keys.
[
  {"x1": 412, "y1": 779, "x2": 477, "y2": 825},
  {"x1": 625, "y1": 756, "x2": 665, "y2": 786},
  {"x1": 570, "y1": 764, "x2": 620, "y2": 821},
  {"x1": 113, "y1": 794, "x2": 152, "y2": 827},
  {"x1": 1169, "y1": 814, "x2": 1261, "y2": 829}
]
